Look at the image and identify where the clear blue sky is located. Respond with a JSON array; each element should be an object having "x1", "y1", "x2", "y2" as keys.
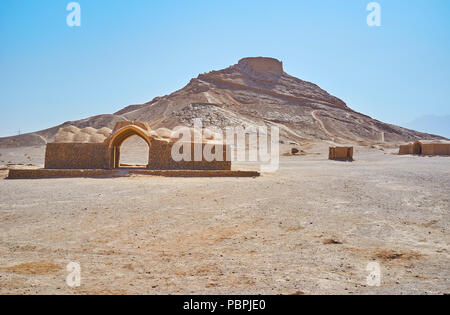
[{"x1": 1, "y1": 0, "x2": 449, "y2": 137}]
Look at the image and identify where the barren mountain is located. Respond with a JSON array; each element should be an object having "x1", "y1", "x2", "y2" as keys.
[{"x1": 0, "y1": 57, "x2": 445, "y2": 148}]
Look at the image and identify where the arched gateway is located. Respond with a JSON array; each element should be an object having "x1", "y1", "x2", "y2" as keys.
[
  {"x1": 44, "y1": 121, "x2": 231, "y2": 171},
  {"x1": 107, "y1": 123, "x2": 152, "y2": 169},
  {"x1": 412, "y1": 141, "x2": 422, "y2": 155}
]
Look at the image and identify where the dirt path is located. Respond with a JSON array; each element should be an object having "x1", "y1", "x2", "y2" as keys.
[
  {"x1": 311, "y1": 110, "x2": 335, "y2": 140},
  {"x1": 311, "y1": 110, "x2": 358, "y2": 144}
]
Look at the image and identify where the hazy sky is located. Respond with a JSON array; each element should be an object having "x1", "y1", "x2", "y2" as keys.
[{"x1": 0, "y1": 0, "x2": 449, "y2": 137}]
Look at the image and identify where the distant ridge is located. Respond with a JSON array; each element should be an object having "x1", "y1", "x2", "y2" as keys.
[{"x1": 0, "y1": 57, "x2": 446, "y2": 148}]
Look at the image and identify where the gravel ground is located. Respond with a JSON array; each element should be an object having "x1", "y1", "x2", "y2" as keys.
[{"x1": 0, "y1": 144, "x2": 449, "y2": 295}]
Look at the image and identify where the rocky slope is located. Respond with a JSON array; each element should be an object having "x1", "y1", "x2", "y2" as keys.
[{"x1": 0, "y1": 57, "x2": 445, "y2": 148}]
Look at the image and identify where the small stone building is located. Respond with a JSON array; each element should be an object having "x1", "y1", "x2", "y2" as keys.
[
  {"x1": 329, "y1": 146, "x2": 354, "y2": 161},
  {"x1": 399, "y1": 140, "x2": 450, "y2": 156},
  {"x1": 44, "y1": 122, "x2": 231, "y2": 170}
]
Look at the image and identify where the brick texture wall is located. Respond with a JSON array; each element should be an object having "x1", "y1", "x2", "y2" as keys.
[{"x1": 45, "y1": 143, "x2": 110, "y2": 169}]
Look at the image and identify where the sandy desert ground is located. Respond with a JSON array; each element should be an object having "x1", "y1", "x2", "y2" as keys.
[{"x1": 0, "y1": 143, "x2": 449, "y2": 295}]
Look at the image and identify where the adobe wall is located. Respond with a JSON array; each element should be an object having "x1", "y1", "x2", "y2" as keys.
[
  {"x1": 398, "y1": 142, "x2": 450, "y2": 156},
  {"x1": 45, "y1": 133, "x2": 232, "y2": 170},
  {"x1": 329, "y1": 147, "x2": 353, "y2": 161},
  {"x1": 149, "y1": 139, "x2": 231, "y2": 170},
  {"x1": 398, "y1": 144, "x2": 412, "y2": 155},
  {"x1": 45, "y1": 143, "x2": 110, "y2": 169},
  {"x1": 422, "y1": 143, "x2": 450, "y2": 156}
]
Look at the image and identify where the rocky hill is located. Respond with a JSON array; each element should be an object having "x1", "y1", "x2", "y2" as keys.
[{"x1": 0, "y1": 57, "x2": 445, "y2": 148}]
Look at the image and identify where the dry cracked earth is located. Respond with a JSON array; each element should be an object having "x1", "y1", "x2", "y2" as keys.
[{"x1": 0, "y1": 143, "x2": 449, "y2": 295}]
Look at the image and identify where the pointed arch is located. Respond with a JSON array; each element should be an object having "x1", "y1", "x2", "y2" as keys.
[
  {"x1": 412, "y1": 141, "x2": 422, "y2": 155},
  {"x1": 108, "y1": 125, "x2": 152, "y2": 168}
]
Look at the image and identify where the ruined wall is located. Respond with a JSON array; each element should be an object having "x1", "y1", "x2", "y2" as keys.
[
  {"x1": 329, "y1": 147, "x2": 353, "y2": 161},
  {"x1": 398, "y1": 142, "x2": 450, "y2": 156},
  {"x1": 45, "y1": 143, "x2": 110, "y2": 169},
  {"x1": 422, "y1": 143, "x2": 450, "y2": 156},
  {"x1": 399, "y1": 144, "x2": 413, "y2": 155},
  {"x1": 148, "y1": 139, "x2": 231, "y2": 170},
  {"x1": 45, "y1": 134, "x2": 232, "y2": 170}
]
